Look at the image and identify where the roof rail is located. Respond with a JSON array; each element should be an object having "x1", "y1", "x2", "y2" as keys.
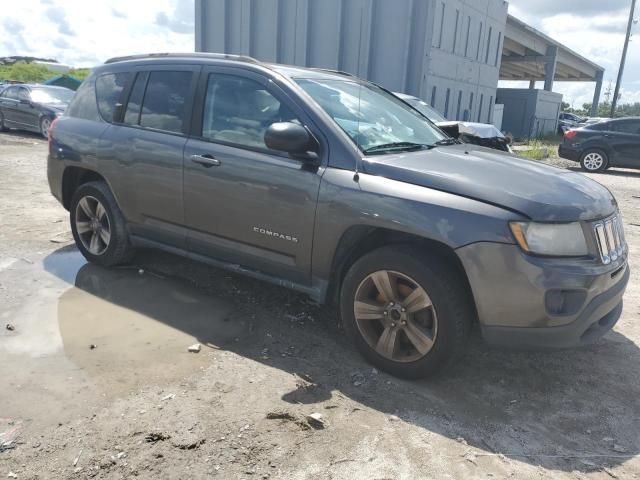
[{"x1": 104, "y1": 52, "x2": 261, "y2": 65}]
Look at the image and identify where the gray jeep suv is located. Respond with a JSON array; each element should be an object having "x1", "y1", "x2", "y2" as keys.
[{"x1": 47, "y1": 53, "x2": 629, "y2": 378}]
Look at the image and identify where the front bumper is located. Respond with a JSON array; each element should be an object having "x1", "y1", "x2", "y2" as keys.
[{"x1": 456, "y1": 242, "x2": 629, "y2": 349}]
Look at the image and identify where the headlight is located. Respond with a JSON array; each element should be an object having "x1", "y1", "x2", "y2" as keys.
[{"x1": 510, "y1": 222, "x2": 588, "y2": 256}]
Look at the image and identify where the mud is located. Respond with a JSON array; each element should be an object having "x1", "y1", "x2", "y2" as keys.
[{"x1": 1, "y1": 130, "x2": 639, "y2": 479}]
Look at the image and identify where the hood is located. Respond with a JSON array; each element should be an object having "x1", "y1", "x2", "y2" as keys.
[{"x1": 363, "y1": 144, "x2": 616, "y2": 222}]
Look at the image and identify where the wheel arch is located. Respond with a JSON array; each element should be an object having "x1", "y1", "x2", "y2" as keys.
[
  {"x1": 61, "y1": 167, "x2": 109, "y2": 210},
  {"x1": 580, "y1": 144, "x2": 612, "y2": 161},
  {"x1": 325, "y1": 226, "x2": 477, "y2": 320}
]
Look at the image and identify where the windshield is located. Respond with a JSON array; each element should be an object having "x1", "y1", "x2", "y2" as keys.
[
  {"x1": 404, "y1": 98, "x2": 447, "y2": 123},
  {"x1": 295, "y1": 78, "x2": 447, "y2": 155},
  {"x1": 30, "y1": 87, "x2": 74, "y2": 104}
]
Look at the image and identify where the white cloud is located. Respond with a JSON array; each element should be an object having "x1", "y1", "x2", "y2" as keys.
[{"x1": 0, "y1": 0, "x2": 195, "y2": 67}]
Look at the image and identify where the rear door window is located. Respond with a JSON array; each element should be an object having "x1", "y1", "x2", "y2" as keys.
[
  {"x1": 139, "y1": 71, "x2": 193, "y2": 134},
  {"x1": 95, "y1": 73, "x2": 130, "y2": 122},
  {"x1": 17, "y1": 88, "x2": 30, "y2": 101}
]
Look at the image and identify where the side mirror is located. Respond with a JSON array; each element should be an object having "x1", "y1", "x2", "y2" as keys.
[
  {"x1": 264, "y1": 122, "x2": 318, "y2": 161},
  {"x1": 19, "y1": 98, "x2": 31, "y2": 105}
]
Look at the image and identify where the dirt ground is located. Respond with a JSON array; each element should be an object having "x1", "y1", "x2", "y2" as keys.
[{"x1": 0, "y1": 130, "x2": 639, "y2": 480}]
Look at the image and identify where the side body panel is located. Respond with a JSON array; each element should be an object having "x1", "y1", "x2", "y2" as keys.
[{"x1": 310, "y1": 168, "x2": 520, "y2": 298}]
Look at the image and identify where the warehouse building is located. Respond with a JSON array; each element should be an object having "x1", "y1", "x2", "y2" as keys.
[{"x1": 195, "y1": 0, "x2": 604, "y2": 139}]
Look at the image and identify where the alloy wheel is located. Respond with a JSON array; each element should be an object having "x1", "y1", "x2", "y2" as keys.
[
  {"x1": 74, "y1": 196, "x2": 111, "y2": 256},
  {"x1": 41, "y1": 117, "x2": 52, "y2": 138},
  {"x1": 353, "y1": 270, "x2": 438, "y2": 362},
  {"x1": 583, "y1": 152, "x2": 604, "y2": 171}
]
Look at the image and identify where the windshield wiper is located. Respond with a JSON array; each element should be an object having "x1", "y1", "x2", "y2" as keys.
[
  {"x1": 363, "y1": 142, "x2": 428, "y2": 155},
  {"x1": 426, "y1": 138, "x2": 460, "y2": 149}
]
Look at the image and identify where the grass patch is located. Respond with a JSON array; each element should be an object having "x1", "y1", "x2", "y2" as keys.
[{"x1": 516, "y1": 135, "x2": 562, "y2": 160}]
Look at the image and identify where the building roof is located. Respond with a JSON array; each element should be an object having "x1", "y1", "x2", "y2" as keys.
[{"x1": 500, "y1": 15, "x2": 604, "y2": 82}]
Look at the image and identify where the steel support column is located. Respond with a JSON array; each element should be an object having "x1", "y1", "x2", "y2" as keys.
[
  {"x1": 544, "y1": 46, "x2": 558, "y2": 91},
  {"x1": 591, "y1": 70, "x2": 604, "y2": 117}
]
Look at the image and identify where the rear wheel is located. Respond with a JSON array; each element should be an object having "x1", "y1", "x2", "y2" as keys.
[
  {"x1": 340, "y1": 246, "x2": 472, "y2": 379},
  {"x1": 40, "y1": 116, "x2": 53, "y2": 139},
  {"x1": 0, "y1": 111, "x2": 7, "y2": 132},
  {"x1": 70, "y1": 182, "x2": 134, "y2": 266},
  {"x1": 580, "y1": 149, "x2": 608, "y2": 172}
]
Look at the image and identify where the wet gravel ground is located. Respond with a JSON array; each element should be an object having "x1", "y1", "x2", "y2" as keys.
[{"x1": 1, "y1": 130, "x2": 639, "y2": 479}]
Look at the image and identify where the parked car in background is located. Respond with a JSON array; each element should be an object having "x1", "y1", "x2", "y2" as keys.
[
  {"x1": 557, "y1": 112, "x2": 586, "y2": 134},
  {"x1": 47, "y1": 53, "x2": 629, "y2": 378},
  {"x1": 559, "y1": 112, "x2": 586, "y2": 124},
  {"x1": 559, "y1": 117, "x2": 640, "y2": 172},
  {"x1": 395, "y1": 93, "x2": 511, "y2": 152},
  {"x1": 0, "y1": 84, "x2": 74, "y2": 138}
]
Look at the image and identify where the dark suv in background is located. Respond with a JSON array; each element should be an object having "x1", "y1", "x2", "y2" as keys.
[
  {"x1": 559, "y1": 117, "x2": 640, "y2": 172},
  {"x1": 47, "y1": 53, "x2": 629, "y2": 378}
]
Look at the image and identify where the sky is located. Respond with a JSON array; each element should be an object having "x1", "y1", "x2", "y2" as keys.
[{"x1": 1, "y1": 0, "x2": 638, "y2": 107}]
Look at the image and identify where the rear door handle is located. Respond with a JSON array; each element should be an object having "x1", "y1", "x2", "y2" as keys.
[{"x1": 190, "y1": 154, "x2": 221, "y2": 168}]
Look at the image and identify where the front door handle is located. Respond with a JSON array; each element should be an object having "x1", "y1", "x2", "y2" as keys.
[{"x1": 190, "y1": 154, "x2": 221, "y2": 168}]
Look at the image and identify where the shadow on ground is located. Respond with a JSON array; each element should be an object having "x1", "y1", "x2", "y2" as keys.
[{"x1": 43, "y1": 246, "x2": 640, "y2": 474}]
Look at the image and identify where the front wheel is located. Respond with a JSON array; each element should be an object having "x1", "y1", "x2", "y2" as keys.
[
  {"x1": 70, "y1": 182, "x2": 134, "y2": 266},
  {"x1": 580, "y1": 149, "x2": 608, "y2": 172},
  {"x1": 340, "y1": 246, "x2": 472, "y2": 379}
]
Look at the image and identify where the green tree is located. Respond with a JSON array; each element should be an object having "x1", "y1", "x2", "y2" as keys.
[
  {"x1": 68, "y1": 68, "x2": 91, "y2": 80},
  {"x1": 0, "y1": 62, "x2": 55, "y2": 82}
]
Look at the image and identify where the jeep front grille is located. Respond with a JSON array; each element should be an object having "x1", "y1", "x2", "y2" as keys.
[{"x1": 593, "y1": 214, "x2": 626, "y2": 265}]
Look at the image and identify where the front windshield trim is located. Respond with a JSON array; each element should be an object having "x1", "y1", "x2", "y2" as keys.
[{"x1": 294, "y1": 77, "x2": 448, "y2": 156}]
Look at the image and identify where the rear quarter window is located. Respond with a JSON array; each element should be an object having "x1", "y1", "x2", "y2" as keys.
[
  {"x1": 588, "y1": 122, "x2": 609, "y2": 131},
  {"x1": 65, "y1": 77, "x2": 101, "y2": 121},
  {"x1": 95, "y1": 73, "x2": 130, "y2": 123},
  {"x1": 611, "y1": 120, "x2": 640, "y2": 135}
]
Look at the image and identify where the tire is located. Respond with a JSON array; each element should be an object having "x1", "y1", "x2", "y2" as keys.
[
  {"x1": 39, "y1": 116, "x2": 53, "y2": 139},
  {"x1": 0, "y1": 111, "x2": 7, "y2": 132},
  {"x1": 70, "y1": 181, "x2": 134, "y2": 267},
  {"x1": 340, "y1": 246, "x2": 472, "y2": 379},
  {"x1": 580, "y1": 149, "x2": 608, "y2": 173}
]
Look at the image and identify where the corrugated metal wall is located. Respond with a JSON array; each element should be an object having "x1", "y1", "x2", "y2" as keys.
[
  {"x1": 195, "y1": 0, "x2": 508, "y2": 121},
  {"x1": 196, "y1": 0, "x2": 436, "y2": 97}
]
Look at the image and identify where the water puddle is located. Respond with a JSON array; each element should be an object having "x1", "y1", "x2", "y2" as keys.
[{"x1": 0, "y1": 249, "x2": 245, "y2": 428}]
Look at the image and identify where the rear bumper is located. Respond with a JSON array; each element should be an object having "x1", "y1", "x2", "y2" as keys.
[
  {"x1": 456, "y1": 242, "x2": 630, "y2": 349},
  {"x1": 558, "y1": 144, "x2": 581, "y2": 162},
  {"x1": 47, "y1": 153, "x2": 64, "y2": 206}
]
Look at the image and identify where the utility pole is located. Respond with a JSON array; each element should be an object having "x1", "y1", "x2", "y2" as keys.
[{"x1": 611, "y1": 0, "x2": 637, "y2": 118}]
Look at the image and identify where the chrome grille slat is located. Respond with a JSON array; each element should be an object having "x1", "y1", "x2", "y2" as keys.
[{"x1": 593, "y1": 214, "x2": 626, "y2": 265}]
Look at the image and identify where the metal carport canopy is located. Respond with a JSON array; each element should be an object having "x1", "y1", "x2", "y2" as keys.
[{"x1": 500, "y1": 15, "x2": 605, "y2": 114}]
